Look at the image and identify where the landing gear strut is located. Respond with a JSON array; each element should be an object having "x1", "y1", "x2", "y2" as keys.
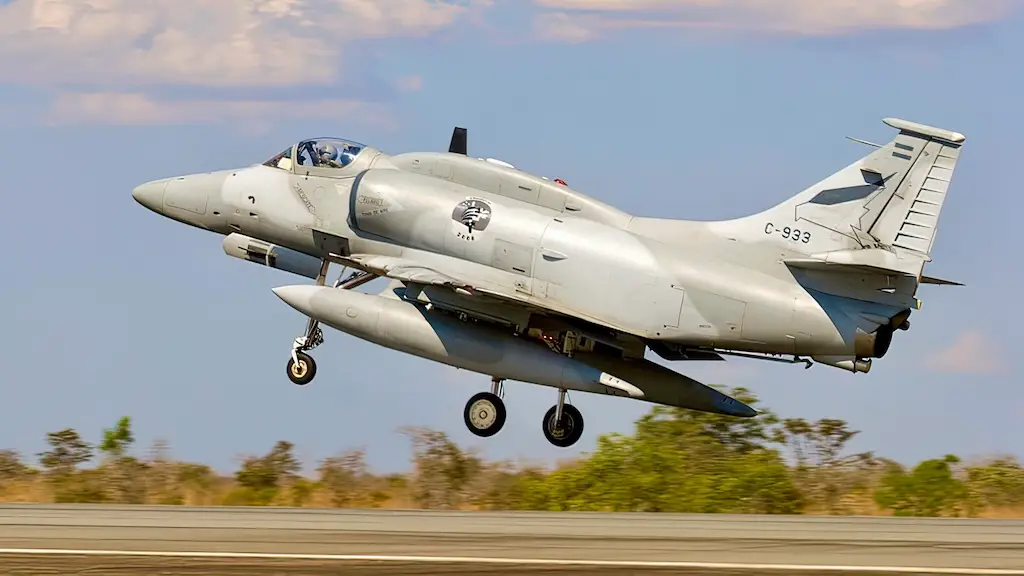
[
  {"x1": 286, "y1": 260, "x2": 375, "y2": 386},
  {"x1": 542, "y1": 389, "x2": 584, "y2": 448},
  {"x1": 463, "y1": 377, "x2": 507, "y2": 437},
  {"x1": 460, "y1": 328, "x2": 589, "y2": 446}
]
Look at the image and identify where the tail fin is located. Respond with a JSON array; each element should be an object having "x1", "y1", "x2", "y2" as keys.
[{"x1": 712, "y1": 118, "x2": 966, "y2": 268}]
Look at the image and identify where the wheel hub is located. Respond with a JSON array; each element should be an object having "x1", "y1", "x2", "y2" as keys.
[
  {"x1": 549, "y1": 416, "x2": 570, "y2": 439},
  {"x1": 469, "y1": 399, "x2": 497, "y2": 429},
  {"x1": 290, "y1": 361, "x2": 307, "y2": 378}
]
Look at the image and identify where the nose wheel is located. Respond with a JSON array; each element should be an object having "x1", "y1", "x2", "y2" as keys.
[
  {"x1": 285, "y1": 260, "x2": 376, "y2": 387},
  {"x1": 287, "y1": 351, "x2": 317, "y2": 385}
]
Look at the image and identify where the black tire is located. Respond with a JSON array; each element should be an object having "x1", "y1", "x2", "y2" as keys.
[
  {"x1": 464, "y1": 392, "x2": 506, "y2": 437},
  {"x1": 287, "y1": 352, "x2": 316, "y2": 385},
  {"x1": 542, "y1": 403, "x2": 584, "y2": 448}
]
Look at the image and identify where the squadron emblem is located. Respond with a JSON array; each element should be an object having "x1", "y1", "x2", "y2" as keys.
[{"x1": 451, "y1": 198, "x2": 492, "y2": 240}]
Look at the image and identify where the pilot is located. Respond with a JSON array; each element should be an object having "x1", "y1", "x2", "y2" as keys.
[{"x1": 316, "y1": 142, "x2": 345, "y2": 168}]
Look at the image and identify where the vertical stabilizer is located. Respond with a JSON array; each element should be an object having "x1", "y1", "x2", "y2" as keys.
[{"x1": 710, "y1": 118, "x2": 966, "y2": 270}]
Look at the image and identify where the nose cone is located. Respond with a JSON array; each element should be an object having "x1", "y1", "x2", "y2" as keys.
[
  {"x1": 272, "y1": 285, "x2": 322, "y2": 315},
  {"x1": 132, "y1": 179, "x2": 167, "y2": 214}
]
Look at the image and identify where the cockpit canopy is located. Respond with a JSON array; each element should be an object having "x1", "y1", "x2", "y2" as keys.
[{"x1": 263, "y1": 138, "x2": 367, "y2": 172}]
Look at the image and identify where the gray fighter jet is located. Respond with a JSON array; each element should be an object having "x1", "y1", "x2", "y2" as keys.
[{"x1": 132, "y1": 118, "x2": 965, "y2": 447}]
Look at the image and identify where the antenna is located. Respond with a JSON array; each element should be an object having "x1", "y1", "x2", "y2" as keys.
[
  {"x1": 845, "y1": 136, "x2": 882, "y2": 148},
  {"x1": 449, "y1": 127, "x2": 468, "y2": 155}
]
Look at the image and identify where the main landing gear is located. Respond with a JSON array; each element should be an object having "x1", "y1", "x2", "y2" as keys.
[
  {"x1": 542, "y1": 388, "x2": 584, "y2": 448},
  {"x1": 464, "y1": 378, "x2": 507, "y2": 438},
  {"x1": 462, "y1": 379, "x2": 584, "y2": 448},
  {"x1": 286, "y1": 259, "x2": 375, "y2": 386}
]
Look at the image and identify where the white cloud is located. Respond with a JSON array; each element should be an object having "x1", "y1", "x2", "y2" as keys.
[
  {"x1": 46, "y1": 91, "x2": 397, "y2": 132},
  {"x1": 925, "y1": 330, "x2": 1002, "y2": 374},
  {"x1": 534, "y1": 0, "x2": 1018, "y2": 40},
  {"x1": 0, "y1": 0, "x2": 486, "y2": 87},
  {"x1": 533, "y1": 11, "x2": 601, "y2": 43}
]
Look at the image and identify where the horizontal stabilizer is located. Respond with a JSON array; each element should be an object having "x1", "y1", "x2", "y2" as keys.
[
  {"x1": 783, "y1": 248, "x2": 923, "y2": 278},
  {"x1": 784, "y1": 250, "x2": 964, "y2": 287}
]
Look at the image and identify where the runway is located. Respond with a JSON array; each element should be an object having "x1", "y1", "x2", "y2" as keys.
[{"x1": 0, "y1": 504, "x2": 1022, "y2": 575}]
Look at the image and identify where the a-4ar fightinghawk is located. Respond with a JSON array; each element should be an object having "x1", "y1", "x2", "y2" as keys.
[{"x1": 133, "y1": 118, "x2": 965, "y2": 448}]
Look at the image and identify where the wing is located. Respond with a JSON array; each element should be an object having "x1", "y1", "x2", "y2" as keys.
[
  {"x1": 340, "y1": 253, "x2": 508, "y2": 298},
  {"x1": 337, "y1": 253, "x2": 643, "y2": 347},
  {"x1": 357, "y1": 253, "x2": 725, "y2": 362},
  {"x1": 339, "y1": 252, "x2": 561, "y2": 314}
]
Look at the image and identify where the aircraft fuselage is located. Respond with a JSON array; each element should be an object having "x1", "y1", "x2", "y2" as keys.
[{"x1": 135, "y1": 151, "x2": 901, "y2": 369}]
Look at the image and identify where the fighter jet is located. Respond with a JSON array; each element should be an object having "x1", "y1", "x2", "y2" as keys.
[{"x1": 132, "y1": 118, "x2": 965, "y2": 448}]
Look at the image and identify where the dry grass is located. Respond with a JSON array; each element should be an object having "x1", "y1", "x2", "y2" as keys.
[
  {"x1": 977, "y1": 506, "x2": 1024, "y2": 519},
  {"x1": 1, "y1": 477, "x2": 1021, "y2": 517}
]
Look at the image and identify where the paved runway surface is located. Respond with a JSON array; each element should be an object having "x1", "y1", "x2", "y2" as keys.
[{"x1": 0, "y1": 504, "x2": 1021, "y2": 575}]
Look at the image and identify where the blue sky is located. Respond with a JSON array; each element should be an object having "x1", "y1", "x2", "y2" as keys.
[{"x1": 0, "y1": 0, "x2": 1021, "y2": 475}]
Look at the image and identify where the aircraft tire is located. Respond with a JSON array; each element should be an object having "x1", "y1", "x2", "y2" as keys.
[
  {"x1": 542, "y1": 404, "x2": 584, "y2": 448},
  {"x1": 287, "y1": 352, "x2": 317, "y2": 386},
  {"x1": 464, "y1": 392, "x2": 506, "y2": 437}
]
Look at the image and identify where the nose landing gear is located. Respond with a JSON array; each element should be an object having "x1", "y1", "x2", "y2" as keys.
[
  {"x1": 285, "y1": 259, "x2": 375, "y2": 386},
  {"x1": 287, "y1": 351, "x2": 317, "y2": 386}
]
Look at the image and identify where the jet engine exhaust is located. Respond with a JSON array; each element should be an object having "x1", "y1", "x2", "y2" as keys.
[
  {"x1": 271, "y1": 284, "x2": 756, "y2": 418},
  {"x1": 855, "y1": 324, "x2": 895, "y2": 359}
]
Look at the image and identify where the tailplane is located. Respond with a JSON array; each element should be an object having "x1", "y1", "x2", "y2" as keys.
[{"x1": 710, "y1": 117, "x2": 966, "y2": 277}]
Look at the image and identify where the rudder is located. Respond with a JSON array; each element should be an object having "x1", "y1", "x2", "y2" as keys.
[{"x1": 866, "y1": 118, "x2": 965, "y2": 259}]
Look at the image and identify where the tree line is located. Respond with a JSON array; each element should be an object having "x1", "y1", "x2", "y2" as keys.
[{"x1": 1, "y1": 387, "x2": 1021, "y2": 517}]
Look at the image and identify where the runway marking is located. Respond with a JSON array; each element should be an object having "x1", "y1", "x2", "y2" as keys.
[{"x1": 0, "y1": 548, "x2": 1022, "y2": 575}]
